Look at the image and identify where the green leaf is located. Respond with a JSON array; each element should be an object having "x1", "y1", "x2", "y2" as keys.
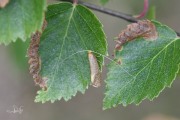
[
  {"x1": 100, "y1": 0, "x2": 109, "y2": 5},
  {"x1": 0, "y1": 0, "x2": 46, "y2": 45},
  {"x1": 103, "y1": 21, "x2": 180, "y2": 109},
  {"x1": 35, "y1": 2, "x2": 107, "y2": 103}
]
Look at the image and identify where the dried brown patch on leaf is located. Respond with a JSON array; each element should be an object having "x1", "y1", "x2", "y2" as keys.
[
  {"x1": 0, "y1": 0, "x2": 9, "y2": 8},
  {"x1": 28, "y1": 20, "x2": 47, "y2": 90},
  {"x1": 115, "y1": 20, "x2": 158, "y2": 50},
  {"x1": 88, "y1": 51, "x2": 102, "y2": 88}
]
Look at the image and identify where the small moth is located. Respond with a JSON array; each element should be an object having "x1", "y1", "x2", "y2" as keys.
[
  {"x1": 88, "y1": 51, "x2": 101, "y2": 88},
  {"x1": 115, "y1": 20, "x2": 158, "y2": 50}
]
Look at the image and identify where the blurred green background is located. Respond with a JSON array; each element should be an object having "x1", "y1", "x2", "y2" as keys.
[{"x1": 0, "y1": 0, "x2": 180, "y2": 120}]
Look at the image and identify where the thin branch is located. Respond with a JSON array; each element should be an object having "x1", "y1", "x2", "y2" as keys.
[
  {"x1": 78, "y1": 1, "x2": 180, "y2": 36},
  {"x1": 78, "y1": 1, "x2": 137, "y2": 23}
]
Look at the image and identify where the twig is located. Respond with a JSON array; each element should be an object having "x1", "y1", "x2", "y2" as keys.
[
  {"x1": 78, "y1": 1, "x2": 180, "y2": 36},
  {"x1": 78, "y1": 1, "x2": 137, "y2": 23}
]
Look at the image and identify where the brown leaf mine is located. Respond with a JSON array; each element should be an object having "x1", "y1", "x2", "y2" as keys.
[
  {"x1": 0, "y1": 0, "x2": 9, "y2": 8},
  {"x1": 115, "y1": 20, "x2": 158, "y2": 50},
  {"x1": 88, "y1": 51, "x2": 101, "y2": 88},
  {"x1": 27, "y1": 20, "x2": 48, "y2": 90}
]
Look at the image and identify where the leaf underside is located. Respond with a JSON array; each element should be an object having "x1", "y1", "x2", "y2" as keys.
[
  {"x1": 0, "y1": 0, "x2": 46, "y2": 45},
  {"x1": 104, "y1": 21, "x2": 180, "y2": 109},
  {"x1": 35, "y1": 2, "x2": 107, "y2": 103}
]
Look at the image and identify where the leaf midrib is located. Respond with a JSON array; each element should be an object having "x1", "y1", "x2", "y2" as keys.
[
  {"x1": 134, "y1": 39, "x2": 177, "y2": 78},
  {"x1": 48, "y1": 5, "x2": 76, "y2": 90},
  {"x1": 114, "y1": 38, "x2": 178, "y2": 96}
]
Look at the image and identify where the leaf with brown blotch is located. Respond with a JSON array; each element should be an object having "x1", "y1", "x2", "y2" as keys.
[
  {"x1": 104, "y1": 21, "x2": 180, "y2": 109},
  {"x1": 115, "y1": 20, "x2": 158, "y2": 50}
]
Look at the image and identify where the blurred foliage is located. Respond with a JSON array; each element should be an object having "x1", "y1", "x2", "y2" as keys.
[
  {"x1": 8, "y1": 39, "x2": 29, "y2": 70},
  {"x1": 100, "y1": 0, "x2": 109, "y2": 5},
  {"x1": 147, "y1": 6, "x2": 156, "y2": 20}
]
